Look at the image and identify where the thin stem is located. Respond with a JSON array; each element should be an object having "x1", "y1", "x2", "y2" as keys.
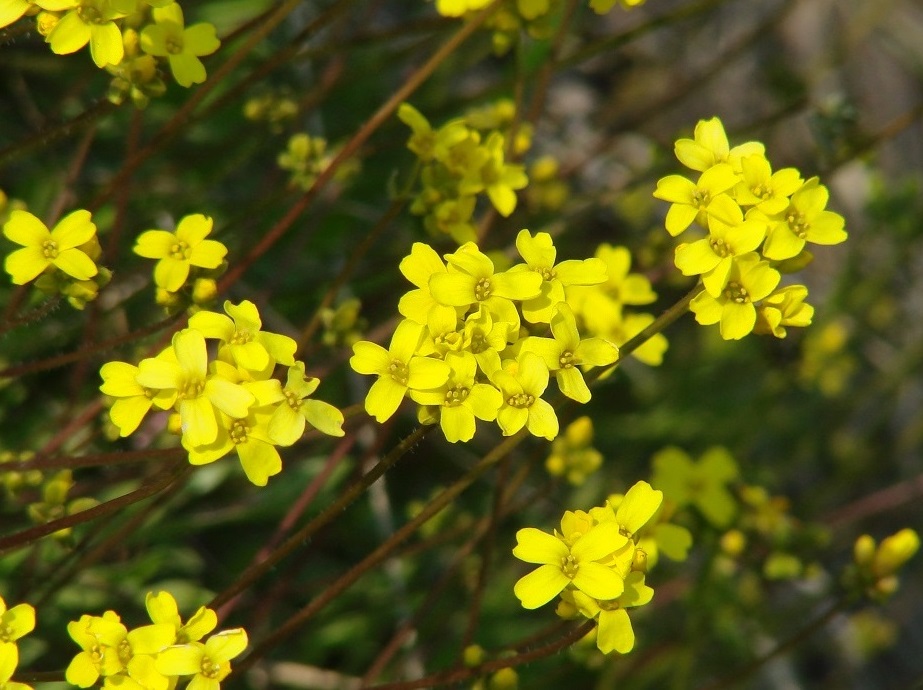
[
  {"x1": 696, "y1": 598, "x2": 846, "y2": 690},
  {"x1": 208, "y1": 425, "x2": 433, "y2": 610},
  {"x1": 0, "y1": 463, "x2": 189, "y2": 554}
]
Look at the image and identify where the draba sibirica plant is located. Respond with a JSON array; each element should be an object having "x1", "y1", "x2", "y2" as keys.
[
  {"x1": 349, "y1": 232, "x2": 619, "y2": 441},
  {"x1": 654, "y1": 116, "x2": 847, "y2": 340},
  {"x1": 513, "y1": 481, "x2": 663, "y2": 655},
  {"x1": 99, "y1": 299, "x2": 344, "y2": 486}
]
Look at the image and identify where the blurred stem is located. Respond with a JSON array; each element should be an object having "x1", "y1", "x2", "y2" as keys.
[
  {"x1": 364, "y1": 620, "x2": 596, "y2": 690},
  {"x1": 0, "y1": 462, "x2": 189, "y2": 555},
  {"x1": 0, "y1": 101, "x2": 116, "y2": 167},
  {"x1": 614, "y1": 283, "x2": 702, "y2": 364},
  {"x1": 0, "y1": 312, "x2": 181, "y2": 379},
  {"x1": 696, "y1": 597, "x2": 847, "y2": 690},
  {"x1": 235, "y1": 427, "x2": 530, "y2": 674}
]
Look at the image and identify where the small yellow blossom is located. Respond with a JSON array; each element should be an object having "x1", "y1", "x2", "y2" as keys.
[
  {"x1": 569, "y1": 571, "x2": 654, "y2": 654},
  {"x1": 672, "y1": 117, "x2": 764, "y2": 173},
  {"x1": 350, "y1": 319, "x2": 451, "y2": 423},
  {"x1": 653, "y1": 166, "x2": 738, "y2": 236},
  {"x1": 513, "y1": 519, "x2": 625, "y2": 609},
  {"x1": 689, "y1": 252, "x2": 780, "y2": 340},
  {"x1": 140, "y1": 2, "x2": 220, "y2": 87},
  {"x1": 46, "y1": 0, "x2": 127, "y2": 68},
  {"x1": 0, "y1": 598, "x2": 35, "y2": 645},
  {"x1": 491, "y1": 352, "x2": 558, "y2": 439},
  {"x1": 267, "y1": 361, "x2": 345, "y2": 446},
  {"x1": 762, "y1": 178, "x2": 847, "y2": 260},
  {"x1": 134, "y1": 214, "x2": 227, "y2": 293},
  {"x1": 189, "y1": 300, "x2": 296, "y2": 373},
  {"x1": 651, "y1": 446, "x2": 738, "y2": 528},
  {"x1": 155, "y1": 628, "x2": 248, "y2": 690},
  {"x1": 99, "y1": 360, "x2": 173, "y2": 437},
  {"x1": 754, "y1": 284, "x2": 814, "y2": 338},
  {"x1": 3, "y1": 209, "x2": 98, "y2": 285},
  {"x1": 145, "y1": 592, "x2": 217, "y2": 645}
]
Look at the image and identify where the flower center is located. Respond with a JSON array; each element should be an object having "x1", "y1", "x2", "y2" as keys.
[
  {"x1": 283, "y1": 388, "x2": 302, "y2": 411},
  {"x1": 536, "y1": 266, "x2": 556, "y2": 281},
  {"x1": 443, "y1": 386, "x2": 469, "y2": 407},
  {"x1": 559, "y1": 351, "x2": 575, "y2": 369},
  {"x1": 388, "y1": 360, "x2": 409, "y2": 385},
  {"x1": 723, "y1": 281, "x2": 750, "y2": 304},
  {"x1": 467, "y1": 332, "x2": 487, "y2": 354},
  {"x1": 178, "y1": 377, "x2": 205, "y2": 400},
  {"x1": 170, "y1": 241, "x2": 191, "y2": 260},
  {"x1": 201, "y1": 656, "x2": 223, "y2": 679},
  {"x1": 560, "y1": 553, "x2": 579, "y2": 579},
  {"x1": 165, "y1": 36, "x2": 184, "y2": 55},
  {"x1": 42, "y1": 239, "x2": 59, "y2": 258},
  {"x1": 474, "y1": 278, "x2": 492, "y2": 301},
  {"x1": 117, "y1": 638, "x2": 133, "y2": 665},
  {"x1": 709, "y1": 236, "x2": 730, "y2": 258},
  {"x1": 507, "y1": 393, "x2": 534, "y2": 408},
  {"x1": 77, "y1": 3, "x2": 104, "y2": 24},
  {"x1": 89, "y1": 644, "x2": 105, "y2": 665},
  {"x1": 751, "y1": 183, "x2": 772, "y2": 200},
  {"x1": 229, "y1": 420, "x2": 249, "y2": 445},
  {"x1": 230, "y1": 329, "x2": 252, "y2": 345},
  {"x1": 786, "y1": 210, "x2": 809, "y2": 238},
  {"x1": 692, "y1": 189, "x2": 710, "y2": 208},
  {"x1": 434, "y1": 331, "x2": 462, "y2": 351}
]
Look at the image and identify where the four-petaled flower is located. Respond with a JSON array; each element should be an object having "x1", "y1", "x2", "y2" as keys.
[
  {"x1": 140, "y1": 2, "x2": 220, "y2": 87},
  {"x1": 134, "y1": 214, "x2": 227, "y2": 293},
  {"x1": 3, "y1": 209, "x2": 98, "y2": 285},
  {"x1": 156, "y1": 629, "x2": 248, "y2": 690}
]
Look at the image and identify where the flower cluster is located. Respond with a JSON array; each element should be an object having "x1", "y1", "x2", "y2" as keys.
[
  {"x1": 350, "y1": 232, "x2": 620, "y2": 442},
  {"x1": 2, "y1": 209, "x2": 111, "y2": 309},
  {"x1": 399, "y1": 101, "x2": 529, "y2": 243},
  {"x1": 66, "y1": 591, "x2": 246, "y2": 690},
  {"x1": 846, "y1": 529, "x2": 919, "y2": 603},
  {"x1": 100, "y1": 299, "x2": 344, "y2": 486},
  {"x1": 654, "y1": 117, "x2": 847, "y2": 340},
  {"x1": 432, "y1": 0, "x2": 645, "y2": 53},
  {"x1": 26, "y1": 469, "x2": 99, "y2": 541},
  {"x1": 565, "y1": 243, "x2": 667, "y2": 366},
  {"x1": 0, "y1": 596, "x2": 36, "y2": 690},
  {"x1": 545, "y1": 416, "x2": 603, "y2": 486},
  {"x1": 512, "y1": 481, "x2": 672, "y2": 654},
  {"x1": 277, "y1": 133, "x2": 359, "y2": 192},
  {"x1": 133, "y1": 213, "x2": 227, "y2": 311},
  {"x1": 0, "y1": 2, "x2": 219, "y2": 107}
]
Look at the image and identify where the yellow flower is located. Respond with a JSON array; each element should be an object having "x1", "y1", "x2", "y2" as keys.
[
  {"x1": 762, "y1": 178, "x2": 847, "y2": 260},
  {"x1": 3, "y1": 209, "x2": 98, "y2": 285},
  {"x1": 397, "y1": 242, "x2": 461, "y2": 327},
  {"x1": 569, "y1": 571, "x2": 654, "y2": 654},
  {"x1": 434, "y1": 0, "x2": 492, "y2": 18},
  {"x1": 267, "y1": 362, "x2": 345, "y2": 446},
  {"x1": 0, "y1": 0, "x2": 38, "y2": 29},
  {"x1": 140, "y1": 2, "x2": 220, "y2": 87},
  {"x1": 653, "y1": 166, "x2": 739, "y2": 236},
  {"x1": 350, "y1": 319, "x2": 451, "y2": 423},
  {"x1": 733, "y1": 153, "x2": 803, "y2": 214},
  {"x1": 673, "y1": 194, "x2": 767, "y2": 294},
  {"x1": 135, "y1": 329, "x2": 255, "y2": 447},
  {"x1": 397, "y1": 103, "x2": 468, "y2": 162},
  {"x1": 461, "y1": 132, "x2": 528, "y2": 216},
  {"x1": 189, "y1": 300, "x2": 296, "y2": 373},
  {"x1": 689, "y1": 252, "x2": 780, "y2": 340},
  {"x1": 491, "y1": 352, "x2": 558, "y2": 440},
  {"x1": 45, "y1": 0, "x2": 128, "y2": 68},
  {"x1": 429, "y1": 242, "x2": 542, "y2": 334},
  {"x1": 99, "y1": 360, "x2": 173, "y2": 437},
  {"x1": 187, "y1": 405, "x2": 283, "y2": 486},
  {"x1": 673, "y1": 117, "x2": 764, "y2": 173},
  {"x1": 513, "y1": 519, "x2": 626, "y2": 609},
  {"x1": 754, "y1": 285, "x2": 814, "y2": 338},
  {"x1": 155, "y1": 629, "x2": 248, "y2": 690},
  {"x1": 519, "y1": 303, "x2": 618, "y2": 403},
  {"x1": 651, "y1": 446, "x2": 738, "y2": 528},
  {"x1": 0, "y1": 598, "x2": 35, "y2": 645},
  {"x1": 409, "y1": 351, "x2": 502, "y2": 443},
  {"x1": 133, "y1": 214, "x2": 227, "y2": 293},
  {"x1": 545, "y1": 416, "x2": 603, "y2": 486},
  {"x1": 145, "y1": 591, "x2": 217, "y2": 645},
  {"x1": 510, "y1": 230, "x2": 608, "y2": 323}
]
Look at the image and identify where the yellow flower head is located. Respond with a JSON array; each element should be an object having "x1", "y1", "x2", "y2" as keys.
[
  {"x1": 140, "y1": 2, "x2": 220, "y2": 87},
  {"x1": 4, "y1": 209, "x2": 98, "y2": 285},
  {"x1": 134, "y1": 214, "x2": 227, "y2": 293}
]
